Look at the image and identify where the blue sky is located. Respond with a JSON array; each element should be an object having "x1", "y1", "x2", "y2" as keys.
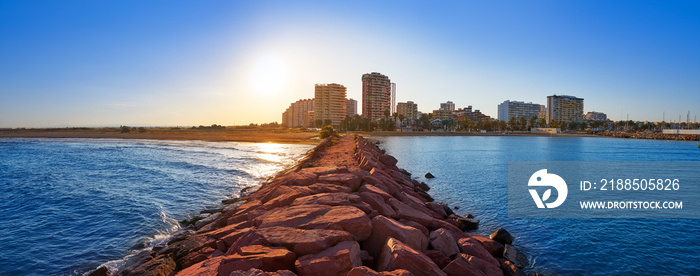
[{"x1": 1, "y1": 1, "x2": 698, "y2": 127}]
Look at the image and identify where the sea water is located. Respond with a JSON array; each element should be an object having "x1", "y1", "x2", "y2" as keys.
[
  {"x1": 373, "y1": 136, "x2": 700, "y2": 275},
  {"x1": 0, "y1": 138, "x2": 313, "y2": 275}
]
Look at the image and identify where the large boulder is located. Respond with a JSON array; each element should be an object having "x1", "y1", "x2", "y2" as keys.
[
  {"x1": 348, "y1": 266, "x2": 414, "y2": 276},
  {"x1": 225, "y1": 229, "x2": 269, "y2": 255},
  {"x1": 467, "y1": 234, "x2": 504, "y2": 257},
  {"x1": 292, "y1": 193, "x2": 373, "y2": 213},
  {"x1": 359, "y1": 192, "x2": 397, "y2": 219},
  {"x1": 503, "y1": 244, "x2": 529, "y2": 268},
  {"x1": 378, "y1": 154, "x2": 398, "y2": 166},
  {"x1": 318, "y1": 173, "x2": 362, "y2": 192},
  {"x1": 388, "y1": 198, "x2": 434, "y2": 227},
  {"x1": 258, "y1": 204, "x2": 372, "y2": 241},
  {"x1": 376, "y1": 238, "x2": 446, "y2": 276},
  {"x1": 489, "y1": 228, "x2": 513, "y2": 245},
  {"x1": 295, "y1": 241, "x2": 362, "y2": 276},
  {"x1": 308, "y1": 183, "x2": 352, "y2": 194},
  {"x1": 229, "y1": 268, "x2": 296, "y2": 276},
  {"x1": 174, "y1": 256, "x2": 223, "y2": 276},
  {"x1": 358, "y1": 184, "x2": 394, "y2": 202},
  {"x1": 499, "y1": 259, "x2": 526, "y2": 276},
  {"x1": 429, "y1": 228, "x2": 460, "y2": 258},
  {"x1": 298, "y1": 166, "x2": 342, "y2": 176},
  {"x1": 257, "y1": 226, "x2": 355, "y2": 256},
  {"x1": 218, "y1": 245, "x2": 296, "y2": 275},
  {"x1": 364, "y1": 215, "x2": 428, "y2": 258},
  {"x1": 262, "y1": 186, "x2": 313, "y2": 209},
  {"x1": 442, "y1": 253, "x2": 503, "y2": 276},
  {"x1": 423, "y1": 250, "x2": 452, "y2": 269},
  {"x1": 120, "y1": 254, "x2": 177, "y2": 276},
  {"x1": 457, "y1": 237, "x2": 500, "y2": 268}
]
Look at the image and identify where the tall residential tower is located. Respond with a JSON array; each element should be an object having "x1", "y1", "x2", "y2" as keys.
[
  {"x1": 546, "y1": 95, "x2": 584, "y2": 123},
  {"x1": 362, "y1": 72, "x2": 392, "y2": 121},
  {"x1": 314, "y1": 83, "x2": 347, "y2": 127}
]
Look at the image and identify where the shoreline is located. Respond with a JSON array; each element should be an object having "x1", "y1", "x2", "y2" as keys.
[
  {"x1": 102, "y1": 134, "x2": 530, "y2": 276},
  {"x1": 0, "y1": 129, "x2": 320, "y2": 144}
]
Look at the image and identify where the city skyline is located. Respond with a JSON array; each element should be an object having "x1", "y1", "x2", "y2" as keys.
[{"x1": 1, "y1": 1, "x2": 699, "y2": 128}]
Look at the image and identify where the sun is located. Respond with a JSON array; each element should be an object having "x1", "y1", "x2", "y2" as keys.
[{"x1": 251, "y1": 56, "x2": 287, "y2": 94}]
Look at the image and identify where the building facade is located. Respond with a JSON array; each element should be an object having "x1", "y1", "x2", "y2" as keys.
[
  {"x1": 362, "y1": 72, "x2": 392, "y2": 120},
  {"x1": 396, "y1": 101, "x2": 418, "y2": 121},
  {"x1": 497, "y1": 100, "x2": 543, "y2": 121},
  {"x1": 282, "y1": 98, "x2": 314, "y2": 128},
  {"x1": 546, "y1": 95, "x2": 584, "y2": 123},
  {"x1": 583, "y1": 111, "x2": 607, "y2": 121},
  {"x1": 440, "y1": 101, "x2": 455, "y2": 111},
  {"x1": 346, "y1": 98, "x2": 358, "y2": 118},
  {"x1": 314, "y1": 83, "x2": 347, "y2": 127}
]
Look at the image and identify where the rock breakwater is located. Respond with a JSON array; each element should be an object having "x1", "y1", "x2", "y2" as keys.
[{"x1": 103, "y1": 134, "x2": 529, "y2": 276}]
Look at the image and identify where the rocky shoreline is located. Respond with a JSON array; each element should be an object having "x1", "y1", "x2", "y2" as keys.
[{"x1": 96, "y1": 134, "x2": 531, "y2": 276}]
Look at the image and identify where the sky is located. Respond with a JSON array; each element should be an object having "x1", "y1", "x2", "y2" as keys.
[{"x1": 1, "y1": 0, "x2": 699, "y2": 128}]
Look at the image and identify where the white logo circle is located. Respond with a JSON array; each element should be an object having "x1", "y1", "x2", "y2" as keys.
[{"x1": 528, "y1": 169, "x2": 568, "y2": 208}]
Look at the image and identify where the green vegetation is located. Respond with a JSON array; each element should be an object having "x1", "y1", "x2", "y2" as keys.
[{"x1": 319, "y1": 125, "x2": 335, "y2": 138}]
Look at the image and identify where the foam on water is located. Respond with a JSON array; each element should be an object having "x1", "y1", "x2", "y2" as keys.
[{"x1": 0, "y1": 138, "x2": 312, "y2": 275}]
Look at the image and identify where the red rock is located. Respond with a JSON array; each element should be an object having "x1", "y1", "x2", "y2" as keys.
[
  {"x1": 468, "y1": 234, "x2": 504, "y2": 257},
  {"x1": 348, "y1": 266, "x2": 414, "y2": 276},
  {"x1": 462, "y1": 254, "x2": 503, "y2": 276},
  {"x1": 364, "y1": 215, "x2": 428, "y2": 258},
  {"x1": 262, "y1": 186, "x2": 313, "y2": 209},
  {"x1": 258, "y1": 204, "x2": 372, "y2": 241},
  {"x1": 257, "y1": 226, "x2": 354, "y2": 256},
  {"x1": 423, "y1": 250, "x2": 452, "y2": 269},
  {"x1": 397, "y1": 192, "x2": 441, "y2": 219},
  {"x1": 376, "y1": 238, "x2": 446, "y2": 276},
  {"x1": 360, "y1": 250, "x2": 374, "y2": 267},
  {"x1": 441, "y1": 254, "x2": 486, "y2": 276},
  {"x1": 318, "y1": 173, "x2": 362, "y2": 192},
  {"x1": 168, "y1": 234, "x2": 218, "y2": 259},
  {"x1": 425, "y1": 202, "x2": 448, "y2": 219},
  {"x1": 175, "y1": 256, "x2": 223, "y2": 276},
  {"x1": 308, "y1": 183, "x2": 352, "y2": 194},
  {"x1": 388, "y1": 198, "x2": 434, "y2": 227},
  {"x1": 292, "y1": 192, "x2": 373, "y2": 213},
  {"x1": 277, "y1": 171, "x2": 318, "y2": 186},
  {"x1": 298, "y1": 166, "x2": 341, "y2": 176},
  {"x1": 358, "y1": 184, "x2": 394, "y2": 202},
  {"x1": 229, "y1": 268, "x2": 296, "y2": 276},
  {"x1": 378, "y1": 154, "x2": 398, "y2": 166},
  {"x1": 359, "y1": 192, "x2": 397, "y2": 219},
  {"x1": 429, "y1": 228, "x2": 460, "y2": 258},
  {"x1": 429, "y1": 219, "x2": 466, "y2": 240},
  {"x1": 225, "y1": 229, "x2": 269, "y2": 255},
  {"x1": 398, "y1": 219, "x2": 429, "y2": 237},
  {"x1": 295, "y1": 241, "x2": 362, "y2": 276},
  {"x1": 218, "y1": 245, "x2": 296, "y2": 275},
  {"x1": 457, "y1": 237, "x2": 500, "y2": 268},
  {"x1": 204, "y1": 221, "x2": 250, "y2": 239},
  {"x1": 122, "y1": 254, "x2": 177, "y2": 276},
  {"x1": 178, "y1": 246, "x2": 215, "y2": 270}
]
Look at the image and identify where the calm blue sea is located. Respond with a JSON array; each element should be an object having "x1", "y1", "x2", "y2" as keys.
[
  {"x1": 373, "y1": 136, "x2": 700, "y2": 275},
  {"x1": 0, "y1": 138, "x2": 313, "y2": 276}
]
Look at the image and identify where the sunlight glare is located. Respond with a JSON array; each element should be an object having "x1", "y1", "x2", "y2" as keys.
[{"x1": 251, "y1": 56, "x2": 287, "y2": 94}]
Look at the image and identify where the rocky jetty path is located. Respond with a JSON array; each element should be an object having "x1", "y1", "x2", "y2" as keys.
[{"x1": 106, "y1": 134, "x2": 528, "y2": 276}]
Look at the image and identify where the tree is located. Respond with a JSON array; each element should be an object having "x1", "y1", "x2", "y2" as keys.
[
  {"x1": 319, "y1": 125, "x2": 335, "y2": 138},
  {"x1": 528, "y1": 116, "x2": 538, "y2": 129},
  {"x1": 120, "y1": 126, "x2": 131, "y2": 133},
  {"x1": 323, "y1": 119, "x2": 332, "y2": 127},
  {"x1": 314, "y1": 119, "x2": 323, "y2": 128},
  {"x1": 538, "y1": 118, "x2": 547, "y2": 128}
]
